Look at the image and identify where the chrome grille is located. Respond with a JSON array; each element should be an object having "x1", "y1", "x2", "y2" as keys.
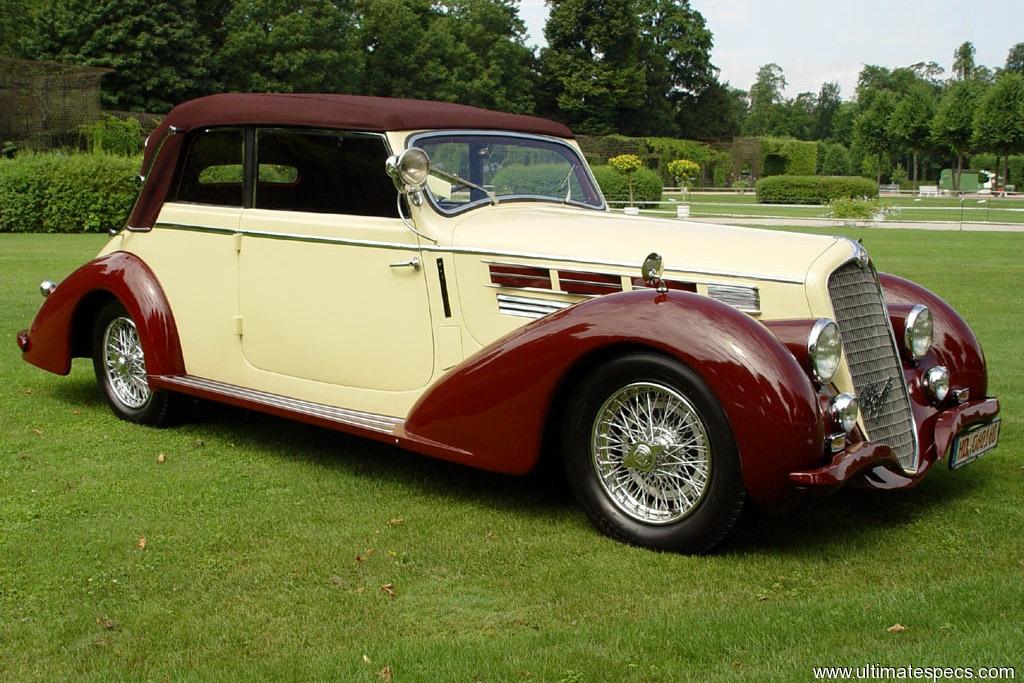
[{"x1": 828, "y1": 262, "x2": 918, "y2": 471}]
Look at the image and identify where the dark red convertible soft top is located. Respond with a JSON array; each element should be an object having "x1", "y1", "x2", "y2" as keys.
[{"x1": 128, "y1": 93, "x2": 573, "y2": 230}]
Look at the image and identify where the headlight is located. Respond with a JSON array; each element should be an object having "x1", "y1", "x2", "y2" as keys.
[
  {"x1": 385, "y1": 147, "x2": 431, "y2": 190},
  {"x1": 904, "y1": 305, "x2": 933, "y2": 360},
  {"x1": 808, "y1": 319, "x2": 842, "y2": 384},
  {"x1": 923, "y1": 366, "x2": 950, "y2": 403},
  {"x1": 830, "y1": 393, "x2": 859, "y2": 433}
]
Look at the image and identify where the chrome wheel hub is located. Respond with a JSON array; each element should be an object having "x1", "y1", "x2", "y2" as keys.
[
  {"x1": 591, "y1": 382, "x2": 712, "y2": 525},
  {"x1": 103, "y1": 317, "x2": 150, "y2": 409}
]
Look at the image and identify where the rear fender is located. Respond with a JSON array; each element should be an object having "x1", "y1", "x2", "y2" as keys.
[
  {"x1": 20, "y1": 252, "x2": 184, "y2": 377},
  {"x1": 402, "y1": 289, "x2": 824, "y2": 511}
]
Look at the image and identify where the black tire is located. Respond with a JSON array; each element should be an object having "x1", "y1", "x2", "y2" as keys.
[
  {"x1": 562, "y1": 353, "x2": 745, "y2": 553},
  {"x1": 91, "y1": 301, "x2": 179, "y2": 426}
]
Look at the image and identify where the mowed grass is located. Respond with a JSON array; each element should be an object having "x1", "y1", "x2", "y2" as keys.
[
  {"x1": 644, "y1": 192, "x2": 1024, "y2": 224},
  {"x1": 1, "y1": 232, "x2": 1021, "y2": 682}
]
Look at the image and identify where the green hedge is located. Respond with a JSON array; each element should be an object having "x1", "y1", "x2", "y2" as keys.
[
  {"x1": 0, "y1": 153, "x2": 141, "y2": 233},
  {"x1": 760, "y1": 137, "x2": 818, "y2": 176},
  {"x1": 577, "y1": 134, "x2": 732, "y2": 187},
  {"x1": 591, "y1": 165, "x2": 663, "y2": 203},
  {"x1": 755, "y1": 175, "x2": 878, "y2": 204}
]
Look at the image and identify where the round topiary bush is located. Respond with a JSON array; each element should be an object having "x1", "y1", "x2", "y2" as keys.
[{"x1": 591, "y1": 165, "x2": 662, "y2": 204}]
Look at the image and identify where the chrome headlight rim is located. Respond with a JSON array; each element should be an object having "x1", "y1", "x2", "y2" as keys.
[
  {"x1": 904, "y1": 304, "x2": 933, "y2": 360},
  {"x1": 922, "y1": 365, "x2": 950, "y2": 403},
  {"x1": 830, "y1": 392, "x2": 859, "y2": 433},
  {"x1": 808, "y1": 318, "x2": 842, "y2": 385}
]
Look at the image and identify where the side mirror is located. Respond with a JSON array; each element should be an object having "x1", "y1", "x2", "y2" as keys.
[
  {"x1": 641, "y1": 252, "x2": 666, "y2": 293},
  {"x1": 386, "y1": 147, "x2": 431, "y2": 195}
]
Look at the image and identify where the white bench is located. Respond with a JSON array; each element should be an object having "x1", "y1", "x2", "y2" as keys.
[{"x1": 918, "y1": 185, "x2": 940, "y2": 197}]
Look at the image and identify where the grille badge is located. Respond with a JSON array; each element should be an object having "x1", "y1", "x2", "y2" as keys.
[{"x1": 860, "y1": 377, "x2": 894, "y2": 419}]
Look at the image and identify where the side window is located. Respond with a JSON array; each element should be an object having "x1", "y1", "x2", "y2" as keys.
[
  {"x1": 254, "y1": 129, "x2": 398, "y2": 218},
  {"x1": 172, "y1": 128, "x2": 244, "y2": 206}
]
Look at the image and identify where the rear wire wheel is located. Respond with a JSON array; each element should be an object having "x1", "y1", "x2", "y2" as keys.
[
  {"x1": 92, "y1": 301, "x2": 178, "y2": 426},
  {"x1": 562, "y1": 353, "x2": 745, "y2": 553}
]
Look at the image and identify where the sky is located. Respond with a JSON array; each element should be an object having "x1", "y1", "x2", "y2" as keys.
[{"x1": 518, "y1": 0, "x2": 1024, "y2": 100}]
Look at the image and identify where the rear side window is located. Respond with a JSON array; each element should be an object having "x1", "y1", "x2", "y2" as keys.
[
  {"x1": 254, "y1": 129, "x2": 398, "y2": 217},
  {"x1": 173, "y1": 129, "x2": 244, "y2": 206}
]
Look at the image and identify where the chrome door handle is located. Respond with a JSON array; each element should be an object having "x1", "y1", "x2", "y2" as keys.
[{"x1": 389, "y1": 257, "x2": 420, "y2": 270}]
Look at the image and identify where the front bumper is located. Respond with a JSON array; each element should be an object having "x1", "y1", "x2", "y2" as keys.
[{"x1": 789, "y1": 397, "x2": 1000, "y2": 492}]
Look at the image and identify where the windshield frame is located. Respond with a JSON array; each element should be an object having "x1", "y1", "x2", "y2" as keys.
[{"x1": 406, "y1": 130, "x2": 607, "y2": 216}]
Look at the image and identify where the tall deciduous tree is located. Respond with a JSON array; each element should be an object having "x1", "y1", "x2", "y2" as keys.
[
  {"x1": 972, "y1": 72, "x2": 1024, "y2": 187},
  {"x1": 537, "y1": 0, "x2": 644, "y2": 134},
  {"x1": 1005, "y1": 43, "x2": 1024, "y2": 74},
  {"x1": 932, "y1": 79, "x2": 982, "y2": 190},
  {"x1": 743, "y1": 63, "x2": 786, "y2": 135},
  {"x1": 853, "y1": 89, "x2": 898, "y2": 182},
  {"x1": 953, "y1": 41, "x2": 976, "y2": 80},
  {"x1": 813, "y1": 81, "x2": 841, "y2": 140},
  {"x1": 677, "y1": 80, "x2": 745, "y2": 140},
  {"x1": 218, "y1": 0, "x2": 363, "y2": 94},
  {"x1": 888, "y1": 85, "x2": 935, "y2": 181},
  {"x1": 27, "y1": 0, "x2": 212, "y2": 111}
]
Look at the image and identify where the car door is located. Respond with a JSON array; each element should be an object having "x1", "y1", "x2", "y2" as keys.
[{"x1": 236, "y1": 128, "x2": 434, "y2": 392}]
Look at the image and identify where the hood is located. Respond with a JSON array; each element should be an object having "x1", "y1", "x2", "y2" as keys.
[{"x1": 449, "y1": 205, "x2": 840, "y2": 286}]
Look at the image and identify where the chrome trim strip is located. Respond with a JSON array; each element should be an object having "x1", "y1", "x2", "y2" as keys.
[
  {"x1": 154, "y1": 375, "x2": 403, "y2": 434},
  {"x1": 152, "y1": 223, "x2": 805, "y2": 284},
  {"x1": 496, "y1": 293, "x2": 572, "y2": 319}
]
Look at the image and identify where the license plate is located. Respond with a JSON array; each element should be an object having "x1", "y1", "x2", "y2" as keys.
[{"x1": 949, "y1": 419, "x2": 1000, "y2": 470}]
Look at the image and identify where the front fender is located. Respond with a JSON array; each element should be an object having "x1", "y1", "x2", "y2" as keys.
[
  {"x1": 400, "y1": 289, "x2": 824, "y2": 511},
  {"x1": 19, "y1": 252, "x2": 184, "y2": 377}
]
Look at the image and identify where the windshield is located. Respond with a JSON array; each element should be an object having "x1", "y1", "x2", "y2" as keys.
[{"x1": 411, "y1": 133, "x2": 604, "y2": 214}]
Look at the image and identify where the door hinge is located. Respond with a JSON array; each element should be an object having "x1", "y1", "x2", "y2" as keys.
[
  {"x1": 234, "y1": 315, "x2": 243, "y2": 336},
  {"x1": 234, "y1": 232, "x2": 242, "y2": 252}
]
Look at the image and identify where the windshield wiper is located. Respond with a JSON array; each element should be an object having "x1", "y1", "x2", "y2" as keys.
[
  {"x1": 558, "y1": 165, "x2": 576, "y2": 204},
  {"x1": 431, "y1": 168, "x2": 498, "y2": 205}
]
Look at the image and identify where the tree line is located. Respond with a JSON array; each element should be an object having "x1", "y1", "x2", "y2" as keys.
[{"x1": 2, "y1": 0, "x2": 1023, "y2": 187}]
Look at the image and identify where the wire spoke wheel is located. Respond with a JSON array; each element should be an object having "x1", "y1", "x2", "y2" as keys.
[
  {"x1": 590, "y1": 381, "x2": 712, "y2": 525},
  {"x1": 102, "y1": 316, "x2": 151, "y2": 409}
]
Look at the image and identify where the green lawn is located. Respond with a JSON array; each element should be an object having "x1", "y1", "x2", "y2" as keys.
[
  {"x1": 1, "y1": 232, "x2": 1021, "y2": 682},
  {"x1": 635, "y1": 192, "x2": 1024, "y2": 224}
]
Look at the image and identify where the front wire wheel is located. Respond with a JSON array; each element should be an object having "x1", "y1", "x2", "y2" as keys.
[
  {"x1": 92, "y1": 301, "x2": 179, "y2": 426},
  {"x1": 563, "y1": 353, "x2": 745, "y2": 553}
]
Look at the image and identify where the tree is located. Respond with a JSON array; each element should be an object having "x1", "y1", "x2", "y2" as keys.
[
  {"x1": 888, "y1": 85, "x2": 935, "y2": 181},
  {"x1": 1007, "y1": 43, "x2": 1024, "y2": 74},
  {"x1": 953, "y1": 41, "x2": 976, "y2": 80},
  {"x1": 678, "y1": 80, "x2": 745, "y2": 140},
  {"x1": 931, "y1": 79, "x2": 981, "y2": 190},
  {"x1": 829, "y1": 100, "x2": 859, "y2": 146},
  {"x1": 972, "y1": 73, "x2": 1024, "y2": 187},
  {"x1": 743, "y1": 63, "x2": 786, "y2": 135},
  {"x1": 537, "y1": 0, "x2": 644, "y2": 134},
  {"x1": 909, "y1": 60, "x2": 946, "y2": 87},
  {"x1": 813, "y1": 81, "x2": 842, "y2": 140},
  {"x1": 853, "y1": 89, "x2": 898, "y2": 182},
  {"x1": 26, "y1": 0, "x2": 212, "y2": 111},
  {"x1": 631, "y1": 0, "x2": 715, "y2": 136},
  {"x1": 218, "y1": 0, "x2": 363, "y2": 94}
]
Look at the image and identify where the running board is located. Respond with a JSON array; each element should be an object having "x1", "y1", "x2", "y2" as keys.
[{"x1": 151, "y1": 375, "x2": 404, "y2": 437}]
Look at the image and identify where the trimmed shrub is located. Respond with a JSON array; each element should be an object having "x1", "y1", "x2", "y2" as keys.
[
  {"x1": 591, "y1": 165, "x2": 662, "y2": 203},
  {"x1": 760, "y1": 137, "x2": 818, "y2": 176},
  {"x1": 755, "y1": 175, "x2": 878, "y2": 204},
  {"x1": 0, "y1": 152, "x2": 141, "y2": 233},
  {"x1": 827, "y1": 197, "x2": 881, "y2": 220}
]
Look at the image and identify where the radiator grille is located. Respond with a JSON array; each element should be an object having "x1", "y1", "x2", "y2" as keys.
[{"x1": 828, "y1": 262, "x2": 918, "y2": 471}]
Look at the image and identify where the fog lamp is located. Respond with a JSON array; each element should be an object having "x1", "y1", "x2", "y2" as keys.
[
  {"x1": 830, "y1": 393, "x2": 859, "y2": 433},
  {"x1": 923, "y1": 365, "x2": 950, "y2": 403}
]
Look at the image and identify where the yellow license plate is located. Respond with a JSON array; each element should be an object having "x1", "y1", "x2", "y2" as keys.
[{"x1": 949, "y1": 419, "x2": 1000, "y2": 470}]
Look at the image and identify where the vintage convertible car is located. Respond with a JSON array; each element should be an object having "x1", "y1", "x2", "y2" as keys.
[{"x1": 18, "y1": 94, "x2": 1000, "y2": 552}]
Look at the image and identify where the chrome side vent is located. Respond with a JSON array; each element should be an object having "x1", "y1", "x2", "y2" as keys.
[
  {"x1": 707, "y1": 284, "x2": 760, "y2": 313},
  {"x1": 496, "y1": 294, "x2": 571, "y2": 319}
]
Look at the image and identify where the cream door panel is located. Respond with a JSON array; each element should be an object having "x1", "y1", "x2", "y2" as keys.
[
  {"x1": 237, "y1": 209, "x2": 434, "y2": 392},
  {"x1": 120, "y1": 203, "x2": 242, "y2": 379}
]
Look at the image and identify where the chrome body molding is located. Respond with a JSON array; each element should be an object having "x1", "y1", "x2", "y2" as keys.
[
  {"x1": 153, "y1": 375, "x2": 403, "y2": 434},
  {"x1": 496, "y1": 293, "x2": 572, "y2": 319},
  {"x1": 707, "y1": 284, "x2": 760, "y2": 313},
  {"x1": 153, "y1": 222, "x2": 805, "y2": 284}
]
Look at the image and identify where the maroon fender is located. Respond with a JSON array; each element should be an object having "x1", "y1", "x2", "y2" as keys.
[
  {"x1": 400, "y1": 289, "x2": 826, "y2": 512},
  {"x1": 19, "y1": 252, "x2": 184, "y2": 377},
  {"x1": 880, "y1": 272, "x2": 987, "y2": 398}
]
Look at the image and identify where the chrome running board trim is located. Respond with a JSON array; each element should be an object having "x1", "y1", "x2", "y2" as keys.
[{"x1": 153, "y1": 375, "x2": 403, "y2": 434}]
